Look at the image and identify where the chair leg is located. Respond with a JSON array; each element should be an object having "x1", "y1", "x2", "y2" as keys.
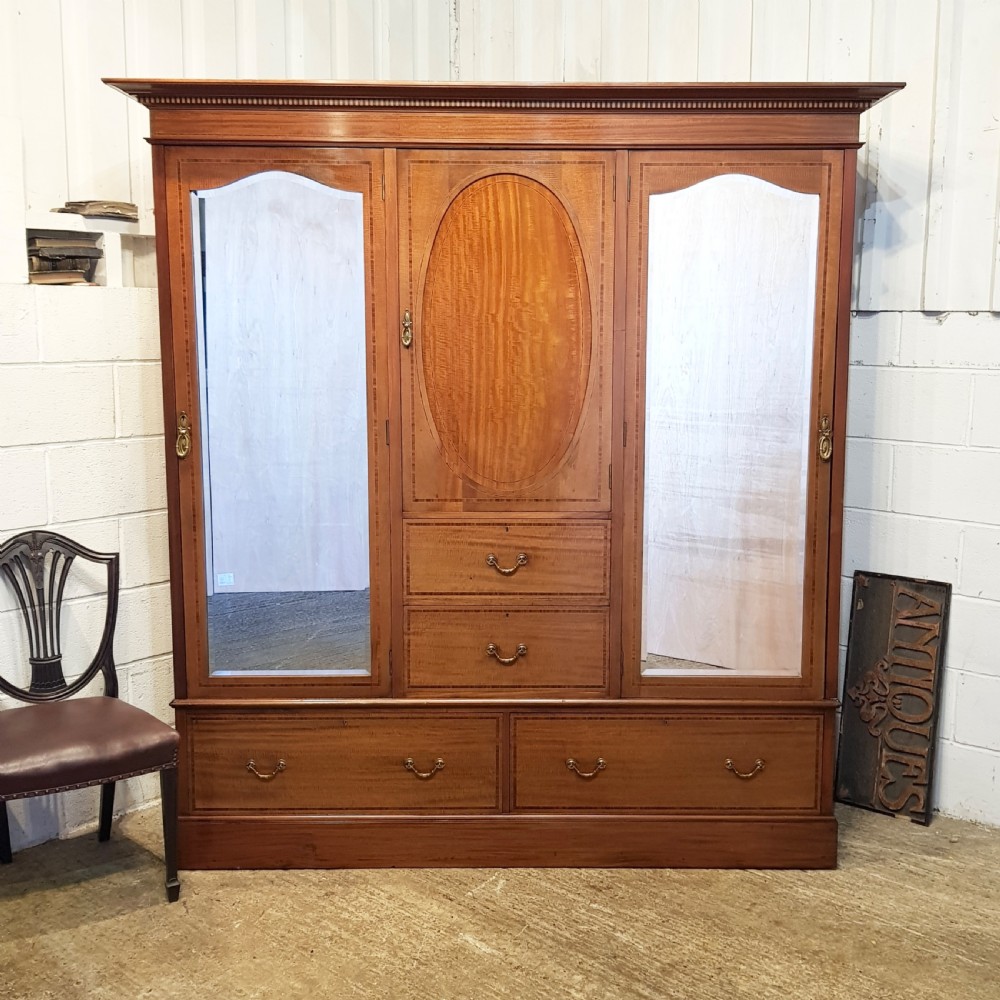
[
  {"x1": 0, "y1": 801, "x2": 12, "y2": 864},
  {"x1": 160, "y1": 768, "x2": 180, "y2": 902},
  {"x1": 98, "y1": 782, "x2": 115, "y2": 842}
]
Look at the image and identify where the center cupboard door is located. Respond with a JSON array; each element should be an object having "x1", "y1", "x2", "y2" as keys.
[
  {"x1": 396, "y1": 151, "x2": 616, "y2": 512},
  {"x1": 622, "y1": 151, "x2": 846, "y2": 700}
]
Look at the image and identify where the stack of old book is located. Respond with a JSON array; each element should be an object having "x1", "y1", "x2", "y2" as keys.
[
  {"x1": 26, "y1": 229, "x2": 102, "y2": 285},
  {"x1": 55, "y1": 199, "x2": 139, "y2": 222}
]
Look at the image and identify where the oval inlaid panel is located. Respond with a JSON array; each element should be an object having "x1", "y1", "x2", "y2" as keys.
[{"x1": 420, "y1": 174, "x2": 591, "y2": 489}]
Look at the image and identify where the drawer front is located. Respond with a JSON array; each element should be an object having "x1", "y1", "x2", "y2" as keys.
[
  {"x1": 403, "y1": 521, "x2": 610, "y2": 599},
  {"x1": 512, "y1": 714, "x2": 822, "y2": 811},
  {"x1": 405, "y1": 609, "x2": 609, "y2": 695},
  {"x1": 188, "y1": 712, "x2": 501, "y2": 812}
]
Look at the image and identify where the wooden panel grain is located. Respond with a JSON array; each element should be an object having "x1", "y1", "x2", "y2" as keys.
[
  {"x1": 512, "y1": 714, "x2": 823, "y2": 811},
  {"x1": 403, "y1": 608, "x2": 609, "y2": 696},
  {"x1": 178, "y1": 814, "x2": 839, "y2": 869},
  {"x1": 138, "y1": 108, "x2": 867, "y2": 149},
  {"x1": 189, "y1": 711, "x2": 502, "y2": 811},
  {"x1": 419, "y1": 174, "x2": 592, "y2": 491},
  {"x1": 403, "y1": 520, "x2": 610, "y2": 599},
  {"x1": 399, "y1": 149, "x2": 614, "y2": 511}
]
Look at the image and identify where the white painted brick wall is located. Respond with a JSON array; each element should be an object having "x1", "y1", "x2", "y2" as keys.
[
  {"x1": 0, "y1": 284, "x2": 172, "y2": 852},
  {"x1": 845, "y1": 310, "x2": 1000, "y2": 826},
  {"x1": 0, "y1": 364, "x2": 116, "y2": 445}
]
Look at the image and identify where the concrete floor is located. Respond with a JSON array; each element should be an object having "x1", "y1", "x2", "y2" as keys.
[{"x1": 1, "y1": 805, "x2": 998, "y2": 1000}]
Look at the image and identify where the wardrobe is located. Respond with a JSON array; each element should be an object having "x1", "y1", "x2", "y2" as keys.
[{"x1": 108, "y1": 79, "x2": 902, "y2": 868}]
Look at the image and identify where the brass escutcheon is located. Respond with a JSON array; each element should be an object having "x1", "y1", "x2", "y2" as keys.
[
  {"x1": 818, "y1": 415, "x2": 833, "y2": 462},
  {"x1": 175, "y1": 411, "x2": 192, "y2": 459},
  {"x1": 401, "y1": 309, "x2": 413, "y2": 348},
  {"x1": 725, "y1": 758, "x2": 765, "y2": 780}
]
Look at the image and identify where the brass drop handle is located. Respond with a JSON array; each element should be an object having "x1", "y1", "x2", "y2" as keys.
[
  {"x1": 725, "y1": 758, "x2": 765, "y2": 780},
  {"x1": 566, "y1": 758, "x2": 607, "y2": 779},
  {"x1": 175, "y1": 411, "x2": 192, "y2": 459},
  {"x1": 818, "y1": 415, "x2": 833, "y2": 462},
  {"x1": 486, "y1": 552, "x2": 528, "y2": 576},
  {"x1": 486, "y1": 642, "x2": 527, "y2": 665},
  {"x1": 246, "y1": 758, "x2": 286, "y2": 781},
  {"x1": 404, "y1": 757, "x2": 444, "y2": 780},
  {"x1": 401, "y1": 309, "x2": 413, "y2": 348}
]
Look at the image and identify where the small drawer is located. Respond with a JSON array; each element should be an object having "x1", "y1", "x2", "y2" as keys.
[
  {"x1": 188, "y1": 711, "x2": 501, "y2": 812},
  {"x1": 403, "y1": 520, "x2": 610, "y2": 599},
  {"x1": 512, "y1": 714, "x2": 822, "y2": 812},
  {"x1": 404, "y1": 609, "x2": 609, "y2": 696}
]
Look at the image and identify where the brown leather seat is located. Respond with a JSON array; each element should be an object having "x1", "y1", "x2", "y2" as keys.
[
  {"x1": 0, "y1": 698, "x2": 178, "y2": 799},
  {"x1": 0, "y1": 530, "x2": 180, "y2": 901}
]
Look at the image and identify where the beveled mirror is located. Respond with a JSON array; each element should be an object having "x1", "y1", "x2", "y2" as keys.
[
  {"x1": 191, "y1": 170, "x2": 371, "y2": 676},
  {"x1": 641, "y1": 173, "x2": 820, "y2": 678}
]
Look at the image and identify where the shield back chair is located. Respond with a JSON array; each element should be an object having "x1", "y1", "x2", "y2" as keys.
[{"x1": 0, "y1": 530, "x2": 180, "y2": 901}]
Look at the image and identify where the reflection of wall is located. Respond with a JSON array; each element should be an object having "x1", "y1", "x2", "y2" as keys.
[
  {"x1": 1, "y1": 1, "x2": 997, "y2": 847},
  {"x1": 199, "y1": 173, "x2": 369, "y2": 594},
  {"x1": 642, "y1": 176, "x2": 818, "y2": 675}
]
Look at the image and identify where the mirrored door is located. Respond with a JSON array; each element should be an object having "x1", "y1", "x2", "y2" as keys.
[
  {"x1": 623, "y1": 152, "x2": 843, "y2": 694},
  {"x1": 162, "y1": 150, "x2": 390, "y2": 695}
]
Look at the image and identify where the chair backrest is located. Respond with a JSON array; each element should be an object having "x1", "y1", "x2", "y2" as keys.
[{"x1": 0, "y1": 530, "x2": 120, "y2": 703}]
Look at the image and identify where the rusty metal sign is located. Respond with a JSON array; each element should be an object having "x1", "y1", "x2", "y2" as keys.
[{"x1": 836, "y1": 572, "x2": 951, "y2": 825}]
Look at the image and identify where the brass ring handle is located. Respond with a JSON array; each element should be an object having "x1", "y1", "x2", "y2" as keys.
[
  {"x1": 246, "y1": 758, "x2": 286, "y2": 781},
  {"x1": 818, "y1": 415, "x2": 833, "y2": 462},
  {"x1": 486, "y1": 642, "x2": 527, "y2": 665},
  {"x1": 175, "y1": 411, "x2": 191, "y2": 459},
  {"x1": 566, "y1": 758, "x2": 607, "y2": 779},
  {"x1": 404, "y1": 757, "x2": 445, "y2": 780},
  {"x1": 486, "y1": 552, "x2": 528, "y2": 576},
  {"x1": 725, "y1": 758, "x2": 765, "y2": 780}
]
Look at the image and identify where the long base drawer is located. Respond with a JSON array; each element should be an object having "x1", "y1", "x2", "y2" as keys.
[
  {"x1": 187, "y1": 711, "x2": 502, "y2": 812},
  {"x1": 512, "y1": 714, "x2": 823, "y2": 812}
]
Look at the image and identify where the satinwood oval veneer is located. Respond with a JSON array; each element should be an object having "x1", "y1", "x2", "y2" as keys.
[{"x1": 420, "y1": 173, "x2": 592, "y2": 490}]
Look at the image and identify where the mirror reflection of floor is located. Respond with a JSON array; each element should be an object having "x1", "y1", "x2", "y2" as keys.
[
  {"x1": 207, "y1": 590, "x2": 370, "y2": 673},
  {"x1": 641, "y1": 652, "x2": 731, "y2": 674}
]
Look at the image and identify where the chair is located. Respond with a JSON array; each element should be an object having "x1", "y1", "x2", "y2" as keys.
[{"x1": 0, "y1": 530, "x2": 180, "y2": 901}]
